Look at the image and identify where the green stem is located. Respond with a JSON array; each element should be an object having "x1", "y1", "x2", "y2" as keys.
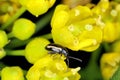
[
  {"x1": 80, "y1": 46, "x2": 103, "y2": 80},
  {"x1": 35, "y1": 8, "x2": 54, "y2": 33},
  {"x1": 102, "y1": 42, "x2": 111, "y2": 52},
  {"x1": 5, "y1": 33, "x2": 52, "y2": 49},
  {"x1": 7, "y1": 32, "x2": 14, "y2": 38},
  {"x1": 5, "y1": 49, "x2": 25, "y2": 56},
  {"x1": 0, "y1": 62, "x2": 6, "y2": 77},
  {"x1": 40, "y1": 33, "x2": 52, "y2": 39},
  {"x1": 0, "y1": 62, "x2": 6, "y2": 70},
  {"x1": 1, "y1": 6, "x2": 26, "y2": 30},
  {"x1": 5, "y1": 33, "x2": 52, "y2": 55}
]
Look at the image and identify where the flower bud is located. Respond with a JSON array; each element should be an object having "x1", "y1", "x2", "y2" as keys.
[
  {"x1": 1, "y1": 66, "x2": 24, "y2": 80},
  {"x1": 0, "y1": 30, "x2": 8, "y2": 48},
  {"x1": 100, "y1": 52, "x2": 120, "y2": 80},
  {"x1": 19, "y1": 0, "x2": 56, "y2": 17},
  {"x1": 0, "y1": 48, "x2": 6, "y2": 59},
  {"x1": 12, "y1": 18, "x2": 36, "y2": 40},
  {"x1": 25, "y1": 37, "x2": 50, "y2": 64}
]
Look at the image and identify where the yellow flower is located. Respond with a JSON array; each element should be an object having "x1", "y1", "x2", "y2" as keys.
[
  {"x1": 100, "y1": 52, "x2": 120, "y2": 80},
  {"x1": 19, "y1": 0, "x2": 56, "y2": 17},
  {"x1": 92, "y1": 0, "x2": 109, "y2": 16},
  {"x1": 51, "y1": 5, "x2": 92, "y2": 29},
  {"x1": 1, "y1": 66, "x2": 24, "y2": 80},
  {"x1": 26, "y1": 54, "x2": 81, "y2": 80},
  {"x1": 116, "y1": 4, "x2": 120, "y2": 22},
  {"x1": 51, "y1": 4, "x2": 102, "y2": 51},
  {"x1": 100, "y1": 1, "x2": 120, "y2": 42},
  {"x1": 102, "y1": 22, "x2": 120, "y2": 42}
]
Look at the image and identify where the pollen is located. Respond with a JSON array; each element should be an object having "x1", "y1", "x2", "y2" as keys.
[
  {"x1": 63, "y1": 77, "x2": 69, "y2": 80},
  {"x1": 71, "y1": 67, "x2": 80, "y2": 75},
  {"x1": 68, "y1": 24, "x2": 74, "y2": 31},
  {"x1": 110, "y1": 9, "x2": 117, "y2": 17},
  {"x1": 95, "y1": 15, "x2": 105, "y2": 27},
  {"x1": 85, "y1": 24, "x2": 93, "y2": 31},
  {"x1": 73, "y1": 38, "x2": 79, "y2": 46},
  {"x1": 44, "y1": 70, "x2": 56, "y2": 78},
  {"x1": 56, "y1": 63, "x2": 65, "y2": 71},
  {"x1": 75, "y1": 9, "x2": 80, "y2": 16},
  {"x1": 92, "y1": 39, "x2": 97, "y2": 45},
  {"x1": 116, "y1": 4, "x2": 120, "y2": 11},
  {"x1": 101, "y1": 8, "x2": 106, "y2": 12},
  {"x1": 35, "y1": 15, "x2": 39, "y2": 17}
]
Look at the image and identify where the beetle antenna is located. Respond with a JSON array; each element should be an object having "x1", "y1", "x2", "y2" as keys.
[
  {"x1": 66, "y1": 58, "x2": 69, "y2": 67},
  {"x1": 68, "y1": 56, "x2": 82, "y2": 62}
]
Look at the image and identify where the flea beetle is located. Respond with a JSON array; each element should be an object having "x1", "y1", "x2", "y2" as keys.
[{"x1": 45, "y1": 43, "x2": 82, "y2": 66}]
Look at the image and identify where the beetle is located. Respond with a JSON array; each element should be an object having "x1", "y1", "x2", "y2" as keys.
[{"x1": 45, "y1": 43, "x2": 82, "y2": 66}]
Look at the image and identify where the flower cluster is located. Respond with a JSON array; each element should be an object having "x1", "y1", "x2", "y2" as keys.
[
  {"x1": 51, "y1": 4, "x2": 102, "y2": 51},
  {"x1": 100, "y1": 39, "x2": 120, "y2": 80},
  {"x1": 51, "y1": 0, "x2": 120, "y2": 79},
  {"x1": 51, "y1": 0, "x2": 120, "y2": 52},
  {"x1": 96, "y1": 1, "x2": 120, "y2": 80},
  {"x1": 0, "y1": 0, "x2": 21, "y2": 24},
  {"x1": 24, "y1": 37, "x2": 81, "y2": 79},
  {"x1": 26, "y1": 54, "x2": 80, "y2": 80}
]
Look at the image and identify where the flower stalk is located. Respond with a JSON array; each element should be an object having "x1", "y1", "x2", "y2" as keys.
[{"x1": 5, "y1": 49, "x2": 24, "y2": 56}]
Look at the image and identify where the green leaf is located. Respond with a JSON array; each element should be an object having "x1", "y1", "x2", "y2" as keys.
[{"x1": 110, "y1": 66, "x2": 120, "y2": 80}]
